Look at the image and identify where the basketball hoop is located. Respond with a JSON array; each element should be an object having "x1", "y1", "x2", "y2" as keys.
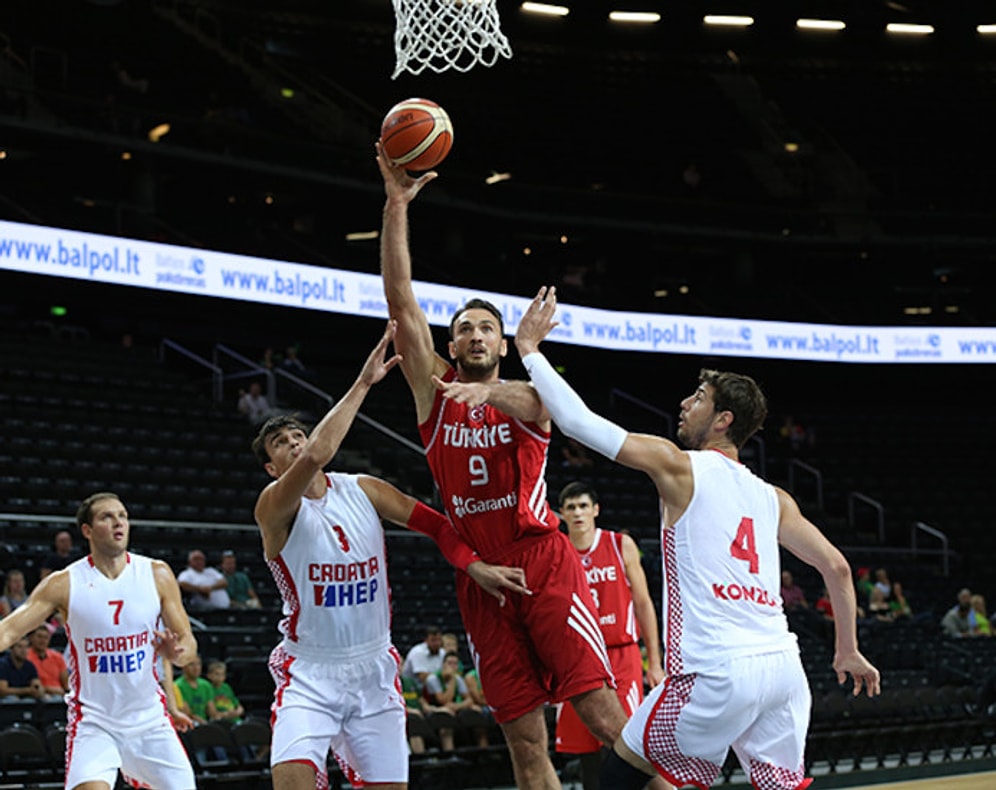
[{"x1": 391, "y1": 0, "x2": 512, "y2": 79}]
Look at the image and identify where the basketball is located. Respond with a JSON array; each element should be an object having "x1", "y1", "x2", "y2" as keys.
[{"x1": 380, "y1": 98, "x2": 453, "y2": 171}]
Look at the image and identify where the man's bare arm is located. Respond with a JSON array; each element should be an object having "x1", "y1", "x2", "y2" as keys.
[
  {"x1": 777, "y1": 489, "x2": 880, "y2": 697},
  {"x1": 376, "y1": 142, "x2": 449, "y2": 419},
  {"x1": 622, "y1": 533, "x2": 665, "y2": 687},
  {"x1": 0, "y1": 573, "x2": 67, "y2": 653},
  {"x1": 431, "y1": 376, "x2": 549, "y2": 424},
  {"x1": 154, "y1": 561, "x2": 198, "y2": 667}
]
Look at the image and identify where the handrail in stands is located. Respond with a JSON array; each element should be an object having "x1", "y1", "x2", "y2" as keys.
[
  {"x1": 911, "y1": 521, "x2": 951, "y2": 578},
  {"x1": 213, "y1": 343, "x2": 275, "y2": 404},
  {"x1": 159, "y1": 339, "x2": 224, "y2": 402},
  {"x1": 788, "y1": 459, "x2": 823, "y2": 511},
  {"x1": 848, "y1": 491, "x2": 885, "y2": 545}
]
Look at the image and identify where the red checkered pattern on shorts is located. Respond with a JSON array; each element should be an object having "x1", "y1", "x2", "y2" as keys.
[
  {"x1": 643, "y1": 674, "x2": 722, "y2": 789},
  {"x1": 748, "y1": 759, "x2": 812, "y2": 790},
  {"x1": 662, "y1": 525, "x2": 685, "y2": 677}
]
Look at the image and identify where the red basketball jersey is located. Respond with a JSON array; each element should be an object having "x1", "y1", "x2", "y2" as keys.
[
  {"x1": 576, "y1": 528, "x2": 638, "y2": 648},
  {"x1": 420, "y1": 368, "x2": 560, "y2": 562}
]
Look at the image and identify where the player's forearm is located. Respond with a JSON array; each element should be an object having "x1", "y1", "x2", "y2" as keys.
[
  {"x1": 824, "y1": 562, "x2": 861, "y2": 654},
  {"x1": 634, "y1": 602, "x2": 663, "y2": 666},
  {"x1": 304, "y1": 378, "x2": 373, "y2": 466},
  {"x1": 406, "y1": 501, "x2": 478, "y2": 571},
  {"x1": 483, "y1": 380, "x2": 546, "y2": 423},
  {"x1": 521, "y1": 351, "x2": 628, "y2": 459},
  {"x1": 381, "y1": 199, "x2": 416, "y2": 303}
]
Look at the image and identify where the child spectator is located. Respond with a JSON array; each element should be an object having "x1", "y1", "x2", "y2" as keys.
[
  {"x1": 173, "y1": 656, "x2": 214, "y2": 725},
  {"x1": 206, "y1": 660, "x2": 245, "y2": 725}
]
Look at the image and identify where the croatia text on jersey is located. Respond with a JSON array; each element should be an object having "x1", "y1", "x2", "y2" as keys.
[
  {"x1": 309, "y1": 558, "x2": 381, "y2": 607},
  {"x1": 85, "y1": 632, "x2": 150, "y2": 673}
]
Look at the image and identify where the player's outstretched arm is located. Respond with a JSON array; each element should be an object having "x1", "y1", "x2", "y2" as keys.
[
  {"x1": 153, "y1": 560, "x2": 198, "y2": 667},
  {"x1": 255, "y1": 321, "x2": 402, "y2": 542},
  {"x1": 776, "y1": 488, "x2": 881, "y2": 697},
  {"x1": 0, "y1": 572, "x2": 68, "y2": 653},
  {"x1": 359, "y1": 475, "x2": 531, "y2": 607},
  {"x1": 431, "y1": 376, "x2": 549, "y2": 425},
  {"x1": 376, "y1": 142, "x2": 447, "y2": 418}
]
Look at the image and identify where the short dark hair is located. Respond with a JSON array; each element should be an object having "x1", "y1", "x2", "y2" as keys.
[
  {"x1": 252, "y1": 414, "x2": 311, "y2": 464},
  {"x1": 449, "y1": 298, "x2": 504, "y2": 339},
  {"x1": 75, "y1": 492, "x2": 121, "y2": 530},
  {"x1": 698, "y1": 368, "x2": 768, "y2": 449},
  {"x1": 558, "y1": 481, "x2": 599, "y2": 508}
]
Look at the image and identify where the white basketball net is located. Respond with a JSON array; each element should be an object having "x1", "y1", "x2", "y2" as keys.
[{"x1": 392, "y1": 0, "x2": 513, "y2": 79}]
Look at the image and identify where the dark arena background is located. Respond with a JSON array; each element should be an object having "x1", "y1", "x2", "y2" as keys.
[{"x1": 2, "y1": 1, "x2": 996, "y2": 787}]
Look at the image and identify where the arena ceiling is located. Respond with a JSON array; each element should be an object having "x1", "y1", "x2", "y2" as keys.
[{"x1": 2, "y1": 0, "x2": 995, "y2": 325}]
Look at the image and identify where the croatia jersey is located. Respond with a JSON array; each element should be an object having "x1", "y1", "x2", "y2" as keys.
[
  {"x1": 575, "y1": 528, "x2": 639, "y2": 648},
  {"x1": 662, "y1": 450, "x2": 796, "y2": 676},
  {"x1": 420, "y1": 367, "x2": 560, "y2": 562},
  {"x1": 266, "y1": 472, "x2": 391, "y2": 660},
  {"x1": 64, "y1": 553, "x2": 169, "y2": 731}
]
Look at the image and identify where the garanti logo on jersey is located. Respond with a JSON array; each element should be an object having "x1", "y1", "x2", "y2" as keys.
[{"x1": 450, "y1": 491, "x2": 517, "y2": 519}]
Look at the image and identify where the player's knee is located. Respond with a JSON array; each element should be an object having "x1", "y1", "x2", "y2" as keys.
[{"x1": 600, "y1": 748, "x2": 656, "y2": 790}]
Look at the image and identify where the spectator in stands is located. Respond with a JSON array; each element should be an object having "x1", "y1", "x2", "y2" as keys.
[
  {"x1": 26, "y1": 624, "x2": 68, "y2": 700},
  {"x1": 238, "y1": 380, "x2": 274, "y2": 425},
  {"x1": 173, "y1": 655, "x2": 215, "y2": 725},
  {"x1": 425, "y1": 651, "x2": 477, "y2": 716},
  {"x1": 780, "y1": 570, "x2": 808, "y2": 611},
  {"x1": 206, "y1": 659, "x2": 245, "y2": 725},
  {"x1": 865, "y1": 586, "x2": 894, "y2": 623},
  {"x1": 177, "y1": 549, "x2": 230, "y2": 611},
  {"x1": 260, "y1": 346, "x2": 278, "y2": 371},
  {"x1": 0, "y1": 636, "x2": 44, "y2": 701},
  {"x1": 39, "y1": 529, "x2": 79, "y2": 580},
  {"x1": 219, "y1": 550, "x2": 261, "y2": 610},
  {"x1": 440, "y1": 631, "x2": 465, "y2": 671},
  {"x1": 0, "y1": 569, "x2": 29, "y2": 617},
  {"x1": 873, "y1": 568, "x2": 893, "y2": 600},
  {"x1": 889, "y1": 581, "x2": 913, "y2": 621},
  {"x1": 941, "y1": 587, "x2": 976, "y2": 638},
  {"x1": 855, "y1": 567, "x2": 874, "y2": 609},
  {"x1": 970, "y1": 594, "x2": 991, "y2": 636},
  {"x1": 402, "y1": 625, "x2": 446, "y2": 693},
  {"x1": 281, "y1": 344, "x2": 314, "y2": 380}
]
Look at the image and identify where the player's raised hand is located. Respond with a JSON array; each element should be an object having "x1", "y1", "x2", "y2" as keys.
[
  {"x1": 152, "y1": 628, "x2": 185, "y2": 663},
  {"x1": 466, "y1": 561, "x2": 532, "y2": 608},
  {"x1": 835, "y1": 650, "x2": 881, "y2": 697},
  {"x1": 375, "y1": 140, "x2": 437, "y2": 203},
  {"x1": 514, "y1": 286, "x2": 559, "y2": 357},
  {"x1": 359, "y1": 320, "x2": 403, "y2": 387}
]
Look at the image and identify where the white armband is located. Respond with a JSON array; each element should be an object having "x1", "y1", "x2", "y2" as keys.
[{"x1": 521, "y1": 351, "x2": 628, "y2": 460}]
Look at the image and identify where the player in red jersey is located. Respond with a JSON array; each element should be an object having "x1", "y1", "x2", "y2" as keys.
[
  {"x1": 555, "y1": 481, "x2": 669, "y2": 790},
  {"x1": 378, "y1": 144, "x2": 628, "y2": 789}
]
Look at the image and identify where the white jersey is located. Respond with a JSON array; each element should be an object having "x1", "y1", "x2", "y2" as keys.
[
  {"x1": 64, "y1": 553, "x2": 170, "y2": 731},
  {"x1": 266, "y1": 472, "x2": 391, "y2": 661},
  {"x1": 662, "y1": 450, "x2": 796, "y2": 675}
]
